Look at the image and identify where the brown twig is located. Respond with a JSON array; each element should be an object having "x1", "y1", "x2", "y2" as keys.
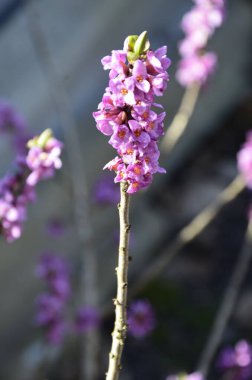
[
  {"x1": 106, "y1": 182, "x2": 131, "y2": 380},
  {"x1": 25, "y1": 2, "x2": 99, "y2": 379},
  {"x1": 197, "y1": 220, "x2": 252, "y2": 378},
  {"x1": 161, "y1": 83, "x2": 200, "y2": 152}
]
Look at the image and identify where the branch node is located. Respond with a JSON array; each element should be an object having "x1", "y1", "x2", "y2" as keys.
[{"x1": 126, "y1": 224, "x2": 131, "y2": 232}]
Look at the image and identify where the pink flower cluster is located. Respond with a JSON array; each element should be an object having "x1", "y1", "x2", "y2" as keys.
[
  {"x1": 26, "y1": 129, "x2": 63, "y2": 186},
  {"x1": 35, "y1": 253, "x2": 71, "y2": 345},
  {"x1": 217, "y1": 340, "x2": 252, "y2": 380},
  {"x1": 237, "y1": 132, "x2": 252, "y2": 189},
  {"x1": 0, "y1": 129, "x2": 63, "y2": 242},
  {"x1": 35, "y1": 254, "x2": 101, "y2": 344},
  {"x1": 93, "y1": 33, "x2": 171, "y2": 193},
  {"x1": 0, "y1": 159, "x2": 35, "y2": 242},
  {"x1": 176, "y1": 0, "x2": 225, "y2": 87}
]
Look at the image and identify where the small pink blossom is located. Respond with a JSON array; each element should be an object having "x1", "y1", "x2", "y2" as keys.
[
  {"x1": 128, "y1": 299, "x2": 156, "y2": 338},
  {"x1": 176, "y1": 52, "x2": 217, "y2": 87}
]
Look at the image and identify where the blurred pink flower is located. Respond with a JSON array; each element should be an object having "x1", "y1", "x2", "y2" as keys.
[{"x1": 128, "y1": 299, "x2": 156, "y2": 338}]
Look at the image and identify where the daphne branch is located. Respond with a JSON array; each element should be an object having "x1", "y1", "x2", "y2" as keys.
[{"x1": 106, "y1": 182, "x2": 131, "y2": 380}]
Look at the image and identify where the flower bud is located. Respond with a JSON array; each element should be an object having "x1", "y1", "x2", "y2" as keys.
[
  {"x1": 27, "y1": 128, "x2": 53, "y2": 149},
  {"x1": 126, "y1": 31, "x2": 150, "y2": 63},
  {"x1": 134, "y1": 31, "x2": 150, "y2": 56},
  {"x1": 124, "y1": 35, "x2": 138, "y2": 52}
]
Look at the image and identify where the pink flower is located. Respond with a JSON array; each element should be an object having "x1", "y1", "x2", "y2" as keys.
[
  {"x1": 101, "y1": 50, "x2": 128, "y2": 79},
  {"x1": 147, "y1": 46, "x2": 171, "y2": 74},
  {"x1": 128, "y1": 299, "x2": 156, "y2": 338},
  {"x1": 132, "y1": 60, "x2": 150, "y2": 93},
  {"x1": 176, "y1": 52, "x2": 217, "y2": 87},
  {"x1": 108, "y1": 124, "x2": 131, "y2": 149},
  {"x1": 128, "y1": 120, "x2": 151, "y2": 148}
]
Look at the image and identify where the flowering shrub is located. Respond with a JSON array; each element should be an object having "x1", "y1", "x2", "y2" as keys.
[
  {"x1": 93, "y1": 32, "x2": 171, "y2": 193},
  {"x1": 176, "y1": 0, "x2": 225, "y2": 87},
  {"x1": 0, "y1": 128, "x2": 63, "y2": 242},
  {"x1": 1, "y1": 5, "x2": 250, "y2": 379}
]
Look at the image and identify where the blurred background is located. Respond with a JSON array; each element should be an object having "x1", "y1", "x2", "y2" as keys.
[{"x1": 0, "y1": 0, "x2": 252, "y2": 379}]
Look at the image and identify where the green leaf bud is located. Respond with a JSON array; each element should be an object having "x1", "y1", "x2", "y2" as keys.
[
  {"x1": 124, "y1": 35, "x2": 138, "y2": 52},
  {"x1": 134, "y1": 31, "x2": 150, "y2": 56}
]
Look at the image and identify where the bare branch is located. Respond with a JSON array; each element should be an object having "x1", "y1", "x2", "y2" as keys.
[
  {"x1": 161, "y1": 83, "x2": 200, "y2": 152},
  {"x1": 106, "y1": 182, "x2": 131, "y2": 380}
]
